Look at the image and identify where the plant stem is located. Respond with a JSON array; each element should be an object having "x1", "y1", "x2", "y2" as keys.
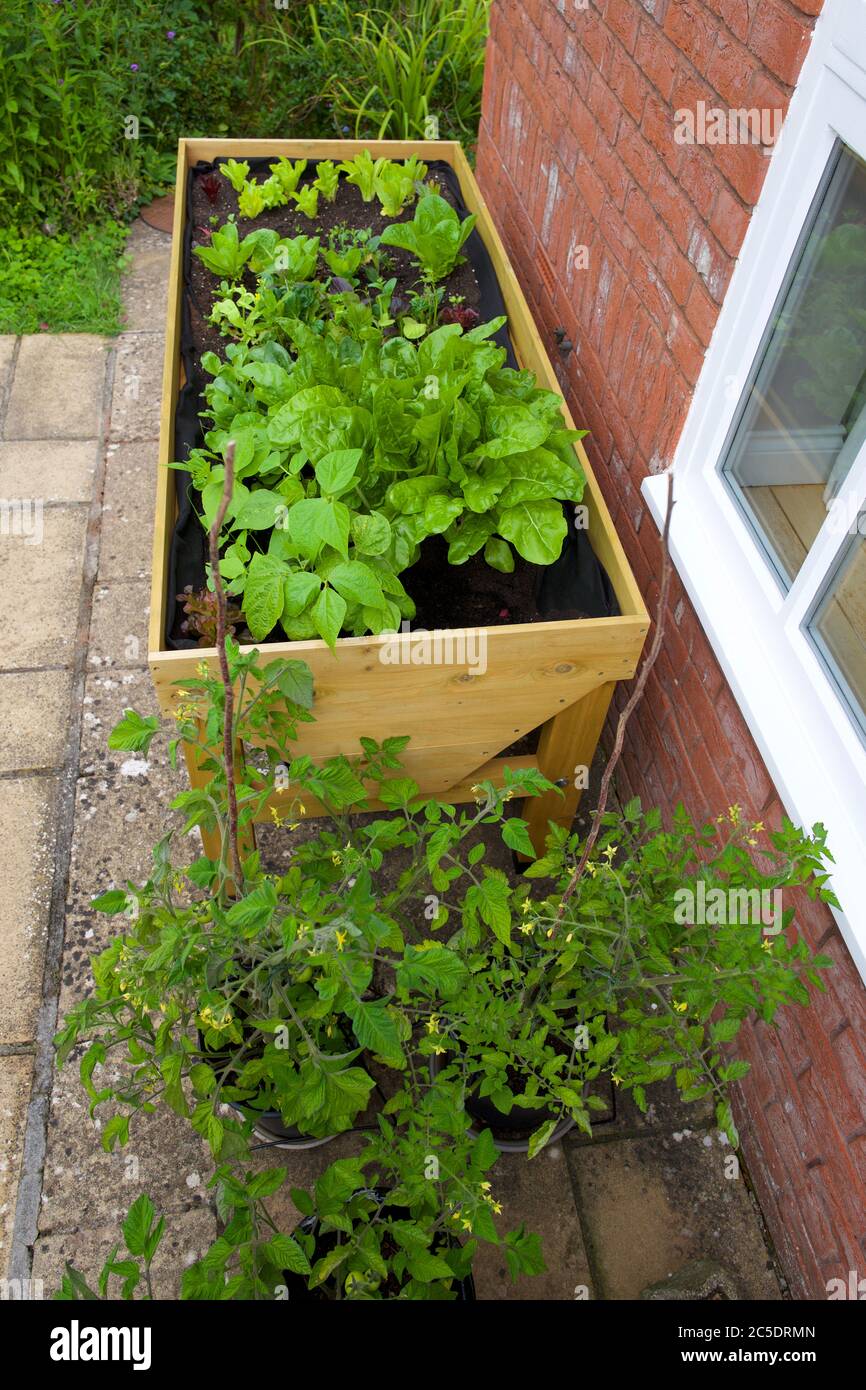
[
  {"x1": 554, "y1": 472, "x2": 675, "y2": 929},
  {"x1": 209, "y1": 440, "x2": 243, "y2": 891}
]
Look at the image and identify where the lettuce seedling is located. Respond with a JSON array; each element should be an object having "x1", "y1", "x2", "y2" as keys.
[
  {"x1": 339, "y1": 150, "x2": 384, "y2": 202},
  {"x1": 379, "y1": 194, "x2": 477, "y2": 282},
  {"x1": 313, "y1": 160, "x2": 340, "y2": 202},
  {"x1": 192, "y1": 221, "x2": 254, "y2": 279},
  {"x1": 269, "y1": 156, "x2": 307, "y2": 196},
  {"x1": 221, "y1": 158, "x2": 249, "y2": 193},
  {"x1": 374, "y1": 163, "x2": 416, "y2": 218},
  {"x1": 321, "y1": 246, "x2": 364, "y2": 282},
  {"x1": 238, "y1": 181, "x2": 267, "y2": 220},
  {"x1": 291, "y1": 185, "x2": 319, "y2": 219}
]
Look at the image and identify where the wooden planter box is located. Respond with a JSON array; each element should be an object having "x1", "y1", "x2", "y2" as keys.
[{"x1": 149, "y1": 139, "x2": 649, "y2": 856}]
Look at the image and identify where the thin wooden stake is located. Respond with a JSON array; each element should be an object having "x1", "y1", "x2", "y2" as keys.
[
  {"x1": 208, "y1": 440, "x2": 242, "y2": 889},
  {"x1": 554, "y1": 472, "x2": 675, "y2": 925}
]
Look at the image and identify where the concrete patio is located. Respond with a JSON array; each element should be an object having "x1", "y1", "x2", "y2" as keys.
[{"x1": 0, "y1": 223, "x2": 786, "y2": 1300}]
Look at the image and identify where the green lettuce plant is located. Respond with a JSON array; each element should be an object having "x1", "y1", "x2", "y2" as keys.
[
  {"x1": 193, "y1": 222, "x2": 255, "y2": 281},
  {"x1": 313, "y1": 160, "x2": 340, "y2": 203},
  {"x1": 269, "y1": 157, "x2": 308, "y2": 197},
  {"x1": 221, "y1": 159, "x2": 250, "y2": 194},
  {"x1": 379, "y1": 192, "x2": 476, "y2": 282},
  {"x1": 374, "y1": 162, "x2": 417, "y2": 218},
  {"x1": 339, "y1": 150, "x2": 383, "y2": 202},
  {"x1": 291, "y1": 185, "x2": 319, "y2": 219}
]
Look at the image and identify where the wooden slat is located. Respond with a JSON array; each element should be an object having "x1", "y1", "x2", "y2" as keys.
[{"x1": 148, "y1": 138, "x2": 189, "y2": 657}]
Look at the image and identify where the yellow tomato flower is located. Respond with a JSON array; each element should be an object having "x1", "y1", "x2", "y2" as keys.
[
  {"x1": 425, "y1": 1015, "x2": 440, "y2": 1034},
  {"x1": 335, "y1": 929, "x2": 347, "y2": 951},
  {"x1": 673, "y1": 999, "x2": 688, "y2": 1013}
]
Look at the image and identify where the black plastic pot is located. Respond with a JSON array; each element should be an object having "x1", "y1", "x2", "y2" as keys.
[
  {"x1": 197, "y1": 1032, "x2": 338, "y2": 1151},
  {"x1": 281, "y1": 1189, "x2": 476, "y2": 1301},
  {"x1": 428, "y1": 1051, "x2": 576, "y2": 1154}
]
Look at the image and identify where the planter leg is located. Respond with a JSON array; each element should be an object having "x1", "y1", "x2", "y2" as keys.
[{"x1": 522, "y1": 681, "x2": 615, "y2": 856}]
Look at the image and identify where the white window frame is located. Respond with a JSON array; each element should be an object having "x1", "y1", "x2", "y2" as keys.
[{"x1": 642, "y1": 0, "x2": 866, "y2": 980}]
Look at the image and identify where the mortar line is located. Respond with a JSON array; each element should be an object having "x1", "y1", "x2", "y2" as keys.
[{"x1": 7, "y1": 341, "x2": 118, "y2": 1283}]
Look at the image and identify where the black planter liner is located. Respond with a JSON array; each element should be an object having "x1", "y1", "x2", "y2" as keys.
[
  {"x1": 165, "y1": 153, "x2": 618, "y2": 650},
  {"x1": 282, "y1": 1188, "x2": 476, "y2": 1301}
]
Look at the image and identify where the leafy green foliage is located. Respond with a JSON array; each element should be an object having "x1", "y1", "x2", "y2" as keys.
[
  {"x1": 379, "y1": 193, "x2": 477, "y2": 281},
  {"x1": 180, "y1": 310, "x2": 586, "y2": 643},
  {"x1": 193, "y1": 221, "x2": 255, "y2": 280},
  {"x1": 0, "y1": 224, "x2": 127, "y2": 335}
]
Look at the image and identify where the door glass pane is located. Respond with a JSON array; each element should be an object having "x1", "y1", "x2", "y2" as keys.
[
  {"x1": 807, "y1": 522, "x2": 866, "y2": 735},
  {"x1": 720, "y1": 143, "x2": 866, "y2": 586}
]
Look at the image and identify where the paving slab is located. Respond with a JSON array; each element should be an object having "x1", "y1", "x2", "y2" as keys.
[
  {"x1": 40, "y1": 1057, "x2": 211, "y2": 1235},
  {"x1": 0, "y1": 1055, "x2": 34, "y2": 1278},
  {"x1": 0, "y1": 775, "x2": 58, "y2": 1044},
  {"x1": 0, "y1": 505, "x2": 88, "y2": 669},
  {"x1": 4, "y1": 336, "x2": 107, "y2": 440},
  {"x1": 0, "y1": 439, "x2": 98, "y2": 504},
  {"x1": 108, "y1": 333, "x2": 165, "y2": 442},
  {"x1": 87, "y1": 579, "x2": 151, "y2": 670},
  {"x1": 99, "y1": 442, "x2": 158, "y2": 580},
  {"x1": 59, "y1": 769, "x2": 195, "y2": 1017},
  {"x1": 0, "y1": 668, "x2": 73, "y2": 773},
  {"x1": 32, "y1": 1204, "x2": 217, "y2": 1298},
  {"x1": 119, "y1": 224, "x2": 172, "y2": 333},
  {"x1": 473, "y1": 1141, "x2": 595, "y2": 1300},
  {"x1": 566, "y1": 1130, "x2": 782, "y2": 1300},
  {"x1": 78, "y1": 668, "x2": 161, "y2": 777}
]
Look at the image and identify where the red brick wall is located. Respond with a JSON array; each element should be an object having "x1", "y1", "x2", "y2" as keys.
[{"x1": 476, "y1": 0, "x2": 866, "y2": 1300}]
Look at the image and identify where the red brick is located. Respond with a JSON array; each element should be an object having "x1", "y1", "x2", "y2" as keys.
[
  {"x1": 635, "y1": 22, "x2": 678, "y2": 102},
  {"x1": 641, "y1": 88, "x2": 675, "y2": 159},
  {"x1": 683, "y1": 279, "x2": 718, "y2": 347},
  {"x1": 574, "y1": 151, "x2": 606, "y2": 221},
  {"x1": 594, "y1": 131, "x2": 632, "y2": 211},
  {"x1": 717, "y1": 134, "x2": 767, "y2": 202},
  {"x1": 702, "y1": 0, "x2": 752, "y2": 44},
  {"x1": 666, "y1": 312, "x2": 705, "y2": 383},
  {"x1": 616, "y1": 119, "x2": 658, "y2": 193},
  {"x1": 624, "y1": 184, "x2": 663, "y2": 259},
  {"x1": 566, "y1": 94, "x2": 600, "y2": 163},
  {"x1": 664, "y1": 0, "x2": 719, "y2": 69},
  {"x1": 650, "y1": 164, "x2": 696, "y2": 254},
  {"x1": 588, "y1": 69, "x2": 621, "y2": 144},
  {"x1": 749, "y1": 0, "x2": 813, "y2": 86},
  {"x1": 605, "y1": 0, "x2": 642, "y2": 53},
  {"x1": 609, "y1": 45, "x2": 648, "y2": 125},
  {"x1": 581, "y1": 12, "x2": 615, "y2": 75},
  {"x1": 657, "y1": 237, "x2": 695, "y2": 306},
  {"x1": 709, "y1": 183, "x2": 750, "y2": 256},
  {"x1": 706, "y1": 32, "x2": 757, "y2": 107}
]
